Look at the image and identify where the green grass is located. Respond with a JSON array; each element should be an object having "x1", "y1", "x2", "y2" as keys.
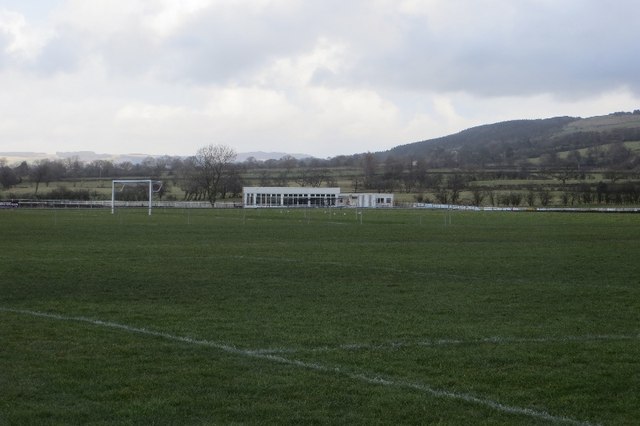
[
  {"x1": 562, "y1": 114, "x2": 640, "y2": 133},
  {"x1": 1, "y1": 178, "x2": 187, "y2": 200},
  {"x1": 1, "y1": 208, "x2": 639, "y2": 424},
  {"x1": 552, "y1": 141, "x2": 640, "y2": 160}
]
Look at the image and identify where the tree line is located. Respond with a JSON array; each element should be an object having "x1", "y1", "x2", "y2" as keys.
[{"x1": 2, "y1": 140, "x2": 640, "y2": 207}]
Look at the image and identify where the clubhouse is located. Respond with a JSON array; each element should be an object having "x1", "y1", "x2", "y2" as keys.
[{"x1": 242, "y1": 187, "x2": 394, "y2": 208}]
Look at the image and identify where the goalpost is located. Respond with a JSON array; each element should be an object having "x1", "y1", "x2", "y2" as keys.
[{"x1": 111, "y1": 179, "x2": 163, "y2": 216}]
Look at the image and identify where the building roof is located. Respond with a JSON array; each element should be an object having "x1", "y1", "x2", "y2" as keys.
[{"x1": 243, "y1": 186, "x2": 341, "y2": 194}]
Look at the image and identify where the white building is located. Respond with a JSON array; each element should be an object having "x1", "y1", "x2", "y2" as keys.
[
  {"x1": 242, "y1": 187, "x2": 393, "y2": 208},
  {"x1": 336, "y1": 193, "x2": 394, "y2": 208}
]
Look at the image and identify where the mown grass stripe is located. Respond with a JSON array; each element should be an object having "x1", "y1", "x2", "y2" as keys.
[{"x1": 1, "y1": 307, "x2": 599, "y2": 425}]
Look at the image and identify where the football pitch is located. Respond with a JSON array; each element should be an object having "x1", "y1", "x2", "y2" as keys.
[{"x1": 1, "y1": 208, "x2": 639, "y2": 424}]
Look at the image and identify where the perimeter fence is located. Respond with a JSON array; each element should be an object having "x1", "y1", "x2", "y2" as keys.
[
  {"x1": 2, "y1": 199, "x2": 640, "y2": 212},
  {"x1": 1, "y1": 200, "x2": 240, "y2": 209}
]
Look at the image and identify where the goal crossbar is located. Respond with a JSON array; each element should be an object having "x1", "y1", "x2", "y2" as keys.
[{"x1": 111, "y1": 179, "x2": 162, "y2": 216}]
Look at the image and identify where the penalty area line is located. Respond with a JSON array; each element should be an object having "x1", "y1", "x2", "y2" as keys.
[{"x1": 1, "y1": 307, "x2": 598, "y2": 426}]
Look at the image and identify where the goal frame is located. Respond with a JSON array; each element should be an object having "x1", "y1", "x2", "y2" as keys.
[{"x1": 111, "y1": 179, "x2": 162, "y2": 216}]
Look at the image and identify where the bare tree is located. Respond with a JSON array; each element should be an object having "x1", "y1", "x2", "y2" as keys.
[
  {"x1": 259, "y1": 171, "x2": 272, "y2": 186},
  {"x1": 486, "y1": 190, "x2": 496, "y2": 206},
  {"x1": 30, "y1": 160, "x2": 51, "y2": 194},
  {"x1": 193, "y1": 144, "x2": 237, "y2": 205},
  {"x1": 296, "y1": 168, "x2": 328, "y2": 187},
  {"x1": 362, "y1": 152, "x2": 377, "y2": 189},
  {"x1": 435, "y1": 186, "x2": 449, "y2": 204},
  {"x1": 525, "y1": 190, "x2": 536, "y2": 207},
  {"x1": 537, "y1": 188, "x2": 552, "y2": 206},
  {"x1": 508, "y1": 192, "x2": 523, "y2": 207},
  {"x1": 471, "y1": 187, "x2": 485, "y2": 206},
  {"x1": 447, "y1": 174, "x2": 466, "y2": 204}
]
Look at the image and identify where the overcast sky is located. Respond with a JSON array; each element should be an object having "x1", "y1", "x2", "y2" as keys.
[{"x1": 1, "y1": 0, "x2": 639, "y2": 158}]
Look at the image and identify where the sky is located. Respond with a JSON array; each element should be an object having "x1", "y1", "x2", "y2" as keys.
[{"x1": 1, "y1": 0, "x2": 639, "y2": 159}]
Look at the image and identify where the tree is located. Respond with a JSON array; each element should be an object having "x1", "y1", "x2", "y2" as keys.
[
  {"x1": 296, "y1": 168, "x2": 329, "y2": 187},
  {"x1": 470, "y1": 187, "x2": 485, "y2": 206},
  {"x1": 607, "y1": 142, "x2": 631, "y2": 168},
  {"x1": 540, "y1": 151, "x2": 559, "y2": 167},
  {"x1": 14, "y1": 161, "x2": 30, "y2": 179},
  {"x1": 383, "y1": 156, "x2": 404, "y2": 180},
  {"x1": 63, "y1": 156, "x2": 83, "y2": 178},
  {"x1": 30, "y1": 160, "x2": 51, "y2": 194},
  {"x1": 273, "y1": 171, "x2": 289, "y2": 186},
  {"x1": 566, "y1": 150, "x2": 583, "y2": 171},
  {"x1": 508, "y1": 192, "x2": 523, "y2": 207},
  {"x1": 258, "y1": 171, "x2": 272, "y2": 187},
  {"x1": 46, "y1": 160, "x2": 67, "y2": 185},
  {"x1": 193, "y1": 144, "x2": 237, "y2": 206},
  {"x1": 486, "y1": 190, "x2": 496, "y2": 206},
  {"x1": 596, "y1": 181, "x2": 609, "y2": 204},
  {"x1": 0, "y1": 165, "x2": 20, "y2": 189},
  {"x1": 219, "y1": 164, "x2": 244, "y2": 199},
  {"x1": 352, "y1": 175, "x2": 362, "y2": 192},
  {"x1": 434, "y1": 186, "x2": 449, "y2": 204},
  {"x1": 447, "y1": 174, "x2": 466, "y2": 204},
  {"x1": 537, "y1": 188, "x2": 552, "y2": 206},
  {"x1": 403, "y1": 159, "x2": 427, "y2": 192},
  {"x1": 362, "y1": 152, "x2": 377, "y2": 189},
  {"x1": 85, "y1": 160, "x2": 114, "y2": 178},
  {"x1": 603, "y1": 171, "x2": 625, "y2": 183},
  {"x1": 525, "y1": 190, "x2": 536, "y2": 207},
  {"x1": 280, "y1": 155, "x2": 298, "y2": 172}
]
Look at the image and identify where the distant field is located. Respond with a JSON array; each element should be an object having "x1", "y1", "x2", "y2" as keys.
[
  {"x1": 562, "y1": 114, "x2": 640, "y2": 133},
  {"x1": 1, "y1": 178, "x2": 186, "y2": 200},
  {"x1": 1, "y1": 208, "x2": 639, "y2": 424},
  {"x1": 553, "y1": 141, "x2": 640, "y2": 159}
]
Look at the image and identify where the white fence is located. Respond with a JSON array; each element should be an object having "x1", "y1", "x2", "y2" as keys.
[
  {"x1": 412, "y1": 203, "x2": 640, "y2": 213},
  {"x1": 4, "y1": 199, "x2": 639, "y2": 212},
  {"x1": 5, "y1": 199, "x2": 242, "y2": 209}
]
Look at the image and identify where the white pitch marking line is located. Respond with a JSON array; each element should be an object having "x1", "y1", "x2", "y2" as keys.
[
  {"x1": 1, "y1": 307, "x2": 599, "y2": 426},
  {"x1": 252, "y1": 333, "x2": 640, "y2": 355}
]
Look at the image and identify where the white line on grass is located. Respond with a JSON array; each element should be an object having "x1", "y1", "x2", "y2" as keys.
[
  {"x1": 1, "y1": 307, "x2": 599, "y2": 426},
  {"x1": 251, "y1": 334, "x2": 640, "y2": 355}
]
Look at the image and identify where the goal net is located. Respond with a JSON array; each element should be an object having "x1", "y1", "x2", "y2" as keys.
[{"x1": 111, "y1": 179, "x2": 163, "y2": 216}]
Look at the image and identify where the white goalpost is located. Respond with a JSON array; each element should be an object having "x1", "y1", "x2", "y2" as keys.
[{"x1": 111, "y1": 179, "x2": 163, "y2": 216}]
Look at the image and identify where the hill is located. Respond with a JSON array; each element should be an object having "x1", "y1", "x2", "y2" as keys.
[
  {"x1": 379, "y1": 111, "x2": 640, "y2": 168},
  {"x1": 386, "y1": 116, "x2": 577, "y2": 158}
]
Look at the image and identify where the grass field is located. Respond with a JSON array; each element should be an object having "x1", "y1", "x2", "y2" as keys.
[{"x1": 1, "y1": 208, "x2": 639, "y2": 424}]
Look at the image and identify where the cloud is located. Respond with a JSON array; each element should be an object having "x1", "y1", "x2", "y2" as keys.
[
  {"x1": 349, "y1": 0, "x2": 640, "y2": 98},
  {"x1": 11, "y1": 0, "x2": 640, "y2": 96},
  {"x1": 0, "y1": 8, "x2": 52, "y2": 66},
  {"x1": 152, "y1": 1, "x2": 343, "y2": 85},
  {"x1": 1, "y1": 0, "x2": 639, "y2": 158}
]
